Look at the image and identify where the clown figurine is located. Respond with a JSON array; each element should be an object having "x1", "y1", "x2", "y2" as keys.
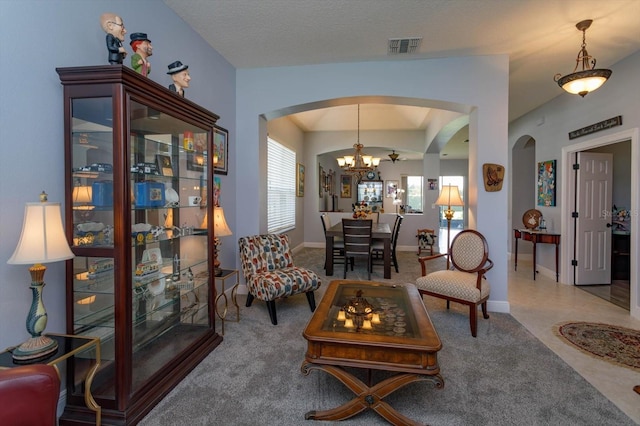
[{"x1": 130, "y1": 32, "x2": 153, "y2": 76}]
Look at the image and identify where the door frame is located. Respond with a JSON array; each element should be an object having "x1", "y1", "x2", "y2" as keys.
[{"x1": 560, "y1": 128, "x2": 639, "y2": 319}]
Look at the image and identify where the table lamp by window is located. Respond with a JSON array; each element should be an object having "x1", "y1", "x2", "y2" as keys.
[
  {"x1": 7, "y1": 192, "x2": 75, "y2": 362},
  {"x1": 435, "y1": 185, "x2": 464, "y2": 269},
  {"x1": 208, "y1": 205, "x2": 232, "y2": 276}
]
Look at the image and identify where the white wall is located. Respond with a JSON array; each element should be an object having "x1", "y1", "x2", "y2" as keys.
[
  {"x1": 509, "y1": 51, "x2": 640, "y2": 319},
  {"x1": 0, "y1": 1, "x2": 236, "y2": 349},
  {"x1": 236, "y1": 56, "x2": 510, "y2": 313}
]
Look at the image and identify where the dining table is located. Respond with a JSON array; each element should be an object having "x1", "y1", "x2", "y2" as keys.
[{"x1": 325, "y1": 221, "x2": 392, "y2": 279}]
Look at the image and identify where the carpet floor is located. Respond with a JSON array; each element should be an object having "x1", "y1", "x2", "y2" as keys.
[{"x1": 139, "y1": 249, "x2": 634, "y2": 425}]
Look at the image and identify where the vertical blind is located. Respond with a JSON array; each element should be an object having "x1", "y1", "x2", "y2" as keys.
[{"x1": 267, "y1": 137, "x2": 296, "y2": 233}]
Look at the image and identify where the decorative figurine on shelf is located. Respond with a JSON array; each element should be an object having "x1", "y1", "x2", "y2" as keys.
[
  {"x1": 100, "y1": 13, "x2": 127, "y2": 65},
  {"x1": 129, "y1": 32, "x2": 152, "y2": 76},
  {"x1": 167, "y1": 61, "x2": 191, "y2": 97}
]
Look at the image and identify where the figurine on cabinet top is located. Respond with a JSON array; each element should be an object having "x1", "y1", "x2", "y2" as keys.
[
  {"x1": 130, "y1": 32, "x2": 152, "y2": 76},
  {"x1": 100, "y1": 13, "x2": 127, "y2": 65},
  {"x1": 167, "y1": 61, "x2": 191, "y2": 97}
]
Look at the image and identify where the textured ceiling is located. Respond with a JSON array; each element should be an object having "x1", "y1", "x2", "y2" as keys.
[{"x1": 164, "y1": 0, "x2": 640, "y2": 159}]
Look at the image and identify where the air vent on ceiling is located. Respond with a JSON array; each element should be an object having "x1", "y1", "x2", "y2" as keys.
[{"x1": 388, "y1": 37, "x2": 422, "y2": 55}]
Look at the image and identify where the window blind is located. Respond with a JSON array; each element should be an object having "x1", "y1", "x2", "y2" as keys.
[{"x1": 267, "y1": 137, "x2": 296, "y2": 233}]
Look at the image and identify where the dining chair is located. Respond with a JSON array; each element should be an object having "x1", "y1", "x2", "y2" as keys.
[
  {"x1": 415, "y1": 229, "x2": 493, "y2": 337},
  {"x1": 372, "y1": 215, "x2": 403, "y2": 273},
  {"x1": 342, "y1": 218, "x2": 373, "y2": 280},
  {"x1": 321, "y1": 213, "x2": 353, "y2": 270}
]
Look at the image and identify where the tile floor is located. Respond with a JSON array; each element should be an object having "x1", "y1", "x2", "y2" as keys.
[{"x1": 507, "y1": 258, "x2": 640, "y2": 423}]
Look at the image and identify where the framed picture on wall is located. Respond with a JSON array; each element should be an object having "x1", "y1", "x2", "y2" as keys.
[
  {"x1": 296, "y1": 163, "x2": 305, "y2": 197},
  {"x1": 213, "y1": 125, "x2": 229, "y2": 175},
  {"x1": 340, "y1": 175, "x2": 352, "y2": 198},
  {"x1": 385, "y1": 180, "x2": 398, "y2": 198},
  {"x1": 537, "y1": 159, "x2": 556, "y2": 206}
]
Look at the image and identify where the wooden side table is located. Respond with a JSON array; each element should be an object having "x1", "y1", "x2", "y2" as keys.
[
  {"x1": 0, "y1": 333, "x2": 101, "y2": 425},
  {"x1": 214, "y1": 269, "x2": 240, "y2": 335},
  {"x1": 513, "y1": 229, "x2": 560, "y2": 281}
]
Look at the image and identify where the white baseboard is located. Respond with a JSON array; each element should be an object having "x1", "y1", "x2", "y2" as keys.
[{"x1": 487, "y1": 300, "x2": 510, "y2": 313}]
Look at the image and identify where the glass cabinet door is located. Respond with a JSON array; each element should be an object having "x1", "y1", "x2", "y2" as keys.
[{"x1": 60, "y1": 65, "x2": 220, "y2": 425}]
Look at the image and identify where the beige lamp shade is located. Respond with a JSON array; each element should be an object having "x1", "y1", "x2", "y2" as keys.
[
  {"x1": 435, "y1": 185, "x2": 464, "y2": 207},
  {"x1": 8, "y1": 202, "x2": 75, "y2": 265},
  {"x1": 212, "y1": 206, "x2": 232, "y2": 237},
  {"x1": 72, "y1": 186, "x2": 92, "y2": 203}
]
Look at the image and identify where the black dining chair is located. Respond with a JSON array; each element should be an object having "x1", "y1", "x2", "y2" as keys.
[
  {"x1": 342, "y1": 218, "x2": 373, "y2": 280},
  {"x1": 372, "y1": 215, "x2": 403, "y2": 273},
  {"x1": 321, "y1": 213, "x2": 352, "y2": 270}
]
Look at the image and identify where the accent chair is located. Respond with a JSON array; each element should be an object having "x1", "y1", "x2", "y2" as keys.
[
  {"x1": 415, "y1": 229, "x2": 492, "y2": 337},
  {"x1": 238, "y1": 234, "x2": 321, "y2": 325}
]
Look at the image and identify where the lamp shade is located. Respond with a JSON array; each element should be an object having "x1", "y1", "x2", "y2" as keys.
[
  {"x1": 435, "y1": 185, "x2": 464, "y2": 207},
  {"x1": 212, "y1": 206, "x2": 232, "y2": 237},
  {"x1": 7, "y1": 202, "x2": 75, "y2": 264},
  {"x1": 72, "y1": 185, "x2": 93, "y2": 204}
]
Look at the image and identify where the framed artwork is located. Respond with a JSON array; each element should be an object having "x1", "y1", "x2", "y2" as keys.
[
  {"x1": 319, "y1": 165, "x2": 324, "y2": 198},
  {"x1": 385, "y1": 180, "x2": 399, "y2": 198},
  {"x1": 212, "y1": 176, "x2": 221, "y2": 207},
  {"x1": 482, "y1": 163, "x2": 504, "y2": 192},
  {"x1": 428, "y1": 179, "x2": 438, "y2": 190},
  {"x1": 156, "y1": 154, "x2": 173, "y2": 176},
  {"x1": 213, "y1": 125, "x2": 229, "y2": 175},
  {"x1": 296, "y1": 163, "x2": 305, "y2": 197},
  {"x1": 340, "y1": 175, "x2": 352, "y2": 198},
  {"x1": 537, "y1": 159, "x2": 556, "y2": 206}
]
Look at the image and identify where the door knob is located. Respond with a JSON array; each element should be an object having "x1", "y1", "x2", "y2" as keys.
[{"x1": 606, "y1": 223, "x2": 612, "y2": 228}]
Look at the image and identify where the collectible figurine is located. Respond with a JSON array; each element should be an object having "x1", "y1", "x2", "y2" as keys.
[
  {"x1": 130, "y1": 32, "x2": 152, "y2": 76},
  {"x1": 167, "y1": 61, "x2": 191, "y2": 97},
  {"x1": 100, "y1": 13, "x2": 127, "y2": 65}
]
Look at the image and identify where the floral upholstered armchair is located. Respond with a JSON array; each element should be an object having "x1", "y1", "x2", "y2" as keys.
[
  {"x1": 416, "y1": 228, "x2": 437, "y2": 255},
  {"x1": 238, "y1": 234, "x2": 321, "y2": 325}
]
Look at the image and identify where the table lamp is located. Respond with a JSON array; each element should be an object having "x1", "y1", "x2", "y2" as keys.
[
  {"x1": 435, "y1": 185, "x2": 464, "y2": 269},
  {"x1": 7, "y1": 192, "x2": 75, "y2": 362},
  {"x1": 211, "y1": 205, "x2": 232, "y2": 276}
]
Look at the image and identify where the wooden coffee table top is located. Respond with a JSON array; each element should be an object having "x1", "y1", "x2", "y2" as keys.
[{"x1": 303, "y1": 279, "x2": 442, "y2": 375}]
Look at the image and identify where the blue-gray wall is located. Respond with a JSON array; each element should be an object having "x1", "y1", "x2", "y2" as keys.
[{"x1": 0, "y1": 0, "x2": 236, "y2": 349}]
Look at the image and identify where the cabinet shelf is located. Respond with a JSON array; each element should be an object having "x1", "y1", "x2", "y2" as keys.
[{"x1": 59, "y1": 65, "x2": 222, "y2": 425}]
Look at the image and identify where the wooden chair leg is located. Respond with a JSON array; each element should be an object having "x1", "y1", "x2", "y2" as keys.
[
  {"x1": 481, "y1": 301, "x2": 490, "y2": 319},
  {"x1": 306, "y1": 291, "x2": 316, "y2": 312},
  {"x1": 469, "y1": 304, "x2": 478, "y2": 337},
  {"x1": 266, "y1": 300, "x2": 277, "y2": 325},
  {"x1": 245, "y1": 293, "x2": 255, "y2": 307}
]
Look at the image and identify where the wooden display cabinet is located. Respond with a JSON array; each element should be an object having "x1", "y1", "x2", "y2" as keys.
[{"x1": 57, "y1": 66, "x2": 223, "y2": 425}]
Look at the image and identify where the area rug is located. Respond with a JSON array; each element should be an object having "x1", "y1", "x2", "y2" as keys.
[{"x1": 554, "y1": 321, "x2": 640, "y2": 371}]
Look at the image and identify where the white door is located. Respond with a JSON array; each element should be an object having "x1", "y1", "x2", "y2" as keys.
[{"x1": 574, "y1": 152, "x2": 613, "y2": 285}]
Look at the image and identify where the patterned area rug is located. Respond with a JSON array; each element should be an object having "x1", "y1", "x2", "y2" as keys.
[{"x1": 554, "y1": 321, "x2": 640, "y2": 371}]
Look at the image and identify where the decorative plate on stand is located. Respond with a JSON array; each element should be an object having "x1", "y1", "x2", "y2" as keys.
[{"x1": 522, "y1": 209, "x2": 542, "y2": 229}]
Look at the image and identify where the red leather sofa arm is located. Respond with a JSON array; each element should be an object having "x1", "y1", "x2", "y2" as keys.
[{"x1": 0, "y1": 364, "x2": 60, "y2": 426}]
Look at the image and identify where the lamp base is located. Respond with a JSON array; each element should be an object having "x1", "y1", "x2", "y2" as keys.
[{"x1": 12, "y1": 335, "x2": 58, "y2": 363}]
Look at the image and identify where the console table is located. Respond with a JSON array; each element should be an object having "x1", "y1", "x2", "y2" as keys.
[{"x1": 513, "y1": 229, "x2": 560, "y2": 282}]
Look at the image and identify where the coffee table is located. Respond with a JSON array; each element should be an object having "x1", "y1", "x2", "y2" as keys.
[{"x1": 302, "y1": 280, "x2": 443, "y2": 425}]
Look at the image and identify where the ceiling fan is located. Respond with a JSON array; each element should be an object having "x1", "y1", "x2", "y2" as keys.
[{"x1": 382, "y1": 150, "x2": 406, "y2": 163}]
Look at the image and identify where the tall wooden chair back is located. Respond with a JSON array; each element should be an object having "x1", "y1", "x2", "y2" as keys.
[{"x1": 341, "y1": 218, "x2": 373, "y2": 280}]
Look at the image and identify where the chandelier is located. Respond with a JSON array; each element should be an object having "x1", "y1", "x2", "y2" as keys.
[
  {"x1": 554, "y1": 19, "x2": 612, "y2": 97},
  {"x1": 336, "y1": 105, "x2": 380, "y2": 180}
]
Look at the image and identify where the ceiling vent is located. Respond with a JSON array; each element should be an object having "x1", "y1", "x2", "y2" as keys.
[{"x1": 388, "y1": 37, "x2": 422, "y2": 55}]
